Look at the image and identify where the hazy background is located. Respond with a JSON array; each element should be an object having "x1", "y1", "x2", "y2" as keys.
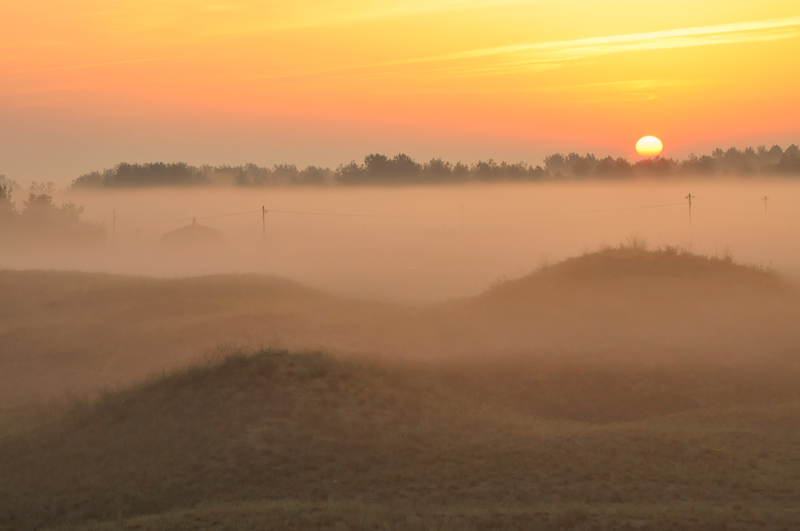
[{"x1": 2, "y1": 179, "x2": 796, "y2": 303}]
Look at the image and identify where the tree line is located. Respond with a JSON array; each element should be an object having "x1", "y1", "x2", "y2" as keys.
[
  {"x1": 68, "y1": 144, "x2": 800, "y2": 188},
  {"x1": 0, "y1": 181, "x2": 105, "y2": 248}
]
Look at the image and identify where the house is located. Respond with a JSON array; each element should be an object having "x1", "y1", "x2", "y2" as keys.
[{"x1": 161, "y1": 218, "x2": 225, "y2": 247}]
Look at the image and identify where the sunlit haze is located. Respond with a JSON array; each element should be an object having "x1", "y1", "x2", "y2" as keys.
[
  {"x1": 5, "y1": 3, "x2": 800, "y2": 528},
  {"x1": 2, "y1": 0, "x2": 800, "y2": 182},
  {"x1": 0, "y1": 182, "x2": 786, "y2": 302}
]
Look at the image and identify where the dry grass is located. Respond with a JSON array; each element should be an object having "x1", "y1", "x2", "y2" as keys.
[
  {"x1": 2, "y1": 248, "x2": 800, "y2": 529},
  {"x1": 3, "y1": 247, "x2": 800, "y2": 413},
  {"x1": 1, "y1": 349, "x2": 800, "y2": 530},
  {"x1": 48, "y1": 499, "x2": 800, "y2": 531}
]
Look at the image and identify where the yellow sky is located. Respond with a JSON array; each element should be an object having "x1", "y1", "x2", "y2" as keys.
[{"x1": 2, "y1": 0, "x2": 799, "y2": 180}]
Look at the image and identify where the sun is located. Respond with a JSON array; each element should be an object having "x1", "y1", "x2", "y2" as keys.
[{"x1": 636, "y1": 136, "x2": 663, "y2": 157}]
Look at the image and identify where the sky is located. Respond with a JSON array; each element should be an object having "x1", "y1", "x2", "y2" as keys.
[{"x1": 2, "y1": 0, "x2": 800, "y2": 184}]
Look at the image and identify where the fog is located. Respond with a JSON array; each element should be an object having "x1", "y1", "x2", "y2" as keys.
[
  {"x1": 4, "y1": 177, "x2": 800, "y2": 425},
  {"x1": 5, "y1": 179, "x2": 800, "y2": 303}
]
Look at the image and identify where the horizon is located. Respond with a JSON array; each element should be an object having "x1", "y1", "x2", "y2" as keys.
[{"x1": 3, "y1": 141, "x2": 799, "y2": 191}]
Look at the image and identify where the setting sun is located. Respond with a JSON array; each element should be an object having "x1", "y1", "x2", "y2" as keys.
[{"x1": 636, "y1": 136, "x2": 664, "y2": 157}]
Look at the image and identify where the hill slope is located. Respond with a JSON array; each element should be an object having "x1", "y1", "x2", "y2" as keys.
[
  {"x1": 455, "y1": 247, "x2": 800, "y2": 362},
  {"x1": 2, "y1": 247, "x2": 799, "y2": 410},
  {"x1": 2, "y1": 349, "x2": 800, "y2": 530},
  {"x1": 0, "y1": 271, "x2": 400, "y2": 408}
]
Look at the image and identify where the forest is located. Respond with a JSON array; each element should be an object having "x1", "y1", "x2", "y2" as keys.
[{"x1": 67, "y1": 144, "x2": 800, "y2": 188}]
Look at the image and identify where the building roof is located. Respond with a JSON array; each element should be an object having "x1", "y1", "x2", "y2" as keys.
[{"x1": 161, "y1": 218, "x2": 225, "y2": 246}]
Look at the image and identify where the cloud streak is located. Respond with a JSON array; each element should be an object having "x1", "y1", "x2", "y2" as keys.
[
  {"x1": 241, "y1": 14, "x2": 800, "y2": 84},
  {"x1": 410, "y1": 15, "x2": 800, "y2": 65}
]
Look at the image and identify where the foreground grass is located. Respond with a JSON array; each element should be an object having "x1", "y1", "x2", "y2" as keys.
[
  {"x1": 2, "y1": 349, "x2": 800, "y2": 530},
  {"x1": 49, "y1": 499, "x2": 800, "y2": 531}
]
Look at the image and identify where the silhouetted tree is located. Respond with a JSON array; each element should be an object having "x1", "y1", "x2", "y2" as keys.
[
  {"x1": 473, "y1": 159, "x2": 499, "y2": 181},
  {"x1": 389, "y1": 154, "x2": 422, "y2": 181},
  {"x1": 452, "y1": 162, "x2": 471, "y2": 180},
  {"x1": 270, "y1": 164, "x2": 299, "y2": 184},
  {"x1": 67, "y1": 142, "x2": 800, "y2": 189},
  {"x1": 245, "y1": 164, "x2": 276, "y2": 186},
  {"x1": 774, "y1": 144, "x2": 800, "y2": 173},
  {"x1": 680, "y1": 154, "x2": 715, "y2": 175},
  {"x1": 19, "y1": 193, "x2": 105, "y2": 245},
  {"x1": 544, "y1": 153, "x2": 567, "y2": 176},
  {"x1": 421, "y1": 158, "x2": 454, "y2": 182},
  {"x1": 335, "y1": 161, "x2": 366, "y2": 185},
  {"x1": 596, "y1": 156, "x2": 633, "y2": 177},
  {"x1": 72, "y1": 171, "x2": 104, "y2": 187},
  {"x1": 72, "y1": 163, "x2": 207, "y2": 188},
  {"x1": 567, "y1": 153, "x2": 596, "y2": 177},
  {"x1": 0, "y1": 183, "x2": 18, "y2": 246},
  {"x1": 362, "y1": 153, "x2": 421, "y2": 183},
  {"x1": 633, "y1": 157, "x2": 676, "y2": 175},
  {"x1": 0, "y1": 183, "x2": 15, "y2": 218},
  {"x1": 296, "y1": 166, "x2": 332, "y2": 185}
]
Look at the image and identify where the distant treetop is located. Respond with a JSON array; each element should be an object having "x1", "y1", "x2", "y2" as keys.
[{"x1": 69, "y1": 143, "x2": 800, "y2": 189}]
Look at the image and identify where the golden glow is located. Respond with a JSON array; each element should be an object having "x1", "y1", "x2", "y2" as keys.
[
  {"x1": 2, "y1": 0, "x2": 800, "y2": 177},
  {"x1": 636, "y1": 136, "x2": 664, "y2": 157}
]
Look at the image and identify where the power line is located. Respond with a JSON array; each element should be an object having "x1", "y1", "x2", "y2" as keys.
[
  {"x1": 264, "y1": 208, "x2": 454, "y2": 219},
  {"x1": 197, "y1": 209, "x2": 263, "y2": 220},
  {"x1": 693, "y1": 197, "x2": 761, "y2": 207},
  {"x1": 111, "y1": 209, "x2": 262, "y2": 229},
  {"x1": 116, "y1": 194, "x2": 789, "y2": 233},
  {"x1": 117, "y1": 202, "x2": 688, "y2": 226},
  {"x1": 265, "y1": 201, "x2": 688, "y2": 219}
]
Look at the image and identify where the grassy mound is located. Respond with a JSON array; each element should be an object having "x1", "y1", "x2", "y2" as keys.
[
  {"x1": 3, "y1": 247, "x2": 800, "y2": 412},
  {"x1": 2, "y1": 349, "x2": 800, "y2": 530},
  {"x1": 487, "y1": 245, "x2": 781, "y2": 293},
  {"x1": 457, "y1": 246, "x2": 800, "y2": 363},
  {"x1": 0, "y1": 271, "x2": 373, "y2": 408}
]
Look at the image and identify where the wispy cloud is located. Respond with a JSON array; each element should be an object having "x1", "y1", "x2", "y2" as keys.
[
  {"x1": 245, "y1": 15, "x2": 800, "y2": 83},
  {"x1": 408, "y1": 15, "x2": 800, "y2": 66},
  {"x1": 528, "y1": 79, "x2": 703, "y2": 102},
  {"x1": 530, "y1": 79, "x2": 692, "y2": 92}
]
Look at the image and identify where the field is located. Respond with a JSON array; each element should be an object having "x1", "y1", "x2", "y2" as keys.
[{"x1": 2, "y1": 247, "x2": 800, "y2": 530}]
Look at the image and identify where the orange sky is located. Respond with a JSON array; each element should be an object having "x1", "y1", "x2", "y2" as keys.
[{"x1": 2, "y1": 0, "x2": 800, "y2": 182}]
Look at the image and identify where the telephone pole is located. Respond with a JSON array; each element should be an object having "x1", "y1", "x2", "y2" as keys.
[
  {"x1": 112, "y1": 210, "x2": 116, "y2": 243},
  {"x1": 763, "y1": 196, "x2": 769, "y2": 214},
  {"x1": 685, "y1": 194, "x2": 694, "y2": 227},
  {"x1": 262, "y1": 206, "x2": 267, "y2": 244}
]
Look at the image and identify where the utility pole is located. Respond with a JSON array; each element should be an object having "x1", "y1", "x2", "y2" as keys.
[
  {"x1": 685, "y1": 194, "x2": 694, "y2": 227},
  {"x1": 262, "y1": 206, "x2": 267, "y2": 244},
  {"x1": 460, "y1": 205, "x2": 464, "y2": 235},
  {"x1": 763, "y1": 196, "x2": 769, "y2": 214},
  {"x1": 112, "y1": 210, "x2": 116, "y2": 243}
]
